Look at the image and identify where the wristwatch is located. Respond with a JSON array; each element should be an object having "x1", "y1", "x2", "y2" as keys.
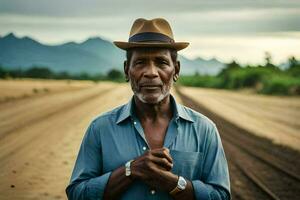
[
  {"x1": 170, "y1": 176, "x2": 187, "y2": 195},
  {"x1": 125, "y1": 160, "x2": 134, "y2": 177}
]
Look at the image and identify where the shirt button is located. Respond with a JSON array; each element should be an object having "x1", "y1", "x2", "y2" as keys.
[
  {"x1": 142, "y1": 146, "x2": 147, "y2": 151},
  {"x1": 133, "y1": 121, "x2": 137, "y2": 125},
  {"x1": 150, "y1": 190, "x2": 156, "y2": 195}
]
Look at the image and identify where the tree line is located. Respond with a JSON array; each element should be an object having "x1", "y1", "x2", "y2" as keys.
[
  {"x1": 0, "y1": 66, "x2": 125, "y2": 82},
  {"x1": 178, "y1": 55, "x2": 300, "y2": 95}
]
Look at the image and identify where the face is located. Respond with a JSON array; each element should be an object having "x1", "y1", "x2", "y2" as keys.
[{"x1": 125, "y1": 48, "x2": 180, "y2": 104}]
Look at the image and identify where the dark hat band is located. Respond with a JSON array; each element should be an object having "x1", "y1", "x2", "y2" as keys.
[{"x1": 129, "y1": 32, "x2": 174, "y2": 43}]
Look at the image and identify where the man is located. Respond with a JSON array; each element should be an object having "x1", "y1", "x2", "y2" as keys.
[{"x1": 66, "y1": 18, "x2": 230, "y2": 200}]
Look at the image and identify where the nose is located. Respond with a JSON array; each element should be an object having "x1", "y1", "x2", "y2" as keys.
[{"x1": 144, "y1": 61, "x2": 159, "y2": 79}]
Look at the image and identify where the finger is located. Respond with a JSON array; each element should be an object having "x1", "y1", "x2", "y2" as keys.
[
  {"x1": 151, "y1": 147, "x2": 169, "y2": 153},
  {"x1": 150, "y1": 156, "x2": 173, "y2": 171},
  {"x1": 151, "y1": 149, "x2": 173, "y2": 164},
  {"x1": 152, "y1": 148, "x2": 172, "y2": 161}
]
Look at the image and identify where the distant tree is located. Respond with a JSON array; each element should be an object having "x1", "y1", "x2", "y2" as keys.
[
  {"x1": 10, "y1": 68, "x2": 25, "y2": 78},
  {"x1": 227, "y1": 60, "x2": 240, "y2": 70},
  {"x1": 287, "y1": 56, "x2": 300, "y2": 77},
  {"x1": 107, "y1": 69, "x2": 123, "y2": 80},
  {"x1": 218, "y1": 60, "x2": 240, "y2": 77},
  {"x1": 76, "y1": 72, "x2": 91, "y2": 80},
  {"x1": 216, "y1": 60, "x2": 241, "y2": 88},
  {"x1": 288, "y1": 56, "x2": 299, "y2": 69},
  {"x1": 0, "y1": 66, "x2": 5, "y2": 78},
  {"x1": 25, "y1": 67, "x2": 53, "y2": 79},
  {"x1": 56, "y1": 71, "x2": 71, "y2": 79},
  {"x1": 264, "y1": 52, "x2": 276, "y2": 68}
]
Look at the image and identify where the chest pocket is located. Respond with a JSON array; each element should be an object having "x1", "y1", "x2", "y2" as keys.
[{"x1": 170, "y1": 150, "x2": 203, "y2": 180}]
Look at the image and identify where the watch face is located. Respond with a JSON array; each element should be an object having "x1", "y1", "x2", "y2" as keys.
[
  {"x1": 125, "y1": 160, "x2": 133, "y2": 176},
  {"x1": 178, "y1": 176, "x2": 187, "y2": 190}
]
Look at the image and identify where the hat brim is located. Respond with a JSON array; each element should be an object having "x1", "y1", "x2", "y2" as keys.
[{"x1": 113, "y1": 41, "x2": 189, "y2": 51}]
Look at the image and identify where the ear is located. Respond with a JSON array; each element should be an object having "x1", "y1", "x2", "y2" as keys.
[
  {"x1": 124, "y1": 61, "x2": 129, "y2": 80},
  {"x1": 175, "y1": 61, "x2": 180, "y2": 77}
]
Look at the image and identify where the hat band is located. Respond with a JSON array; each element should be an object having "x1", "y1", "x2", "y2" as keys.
[{"x1": 129, "y1": 32, "x2": 174, "y2": 43}]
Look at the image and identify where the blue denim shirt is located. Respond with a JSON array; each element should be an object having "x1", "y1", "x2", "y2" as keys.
[{"x1": 66, "y1": 95, "x2": 231, "y2": 200}]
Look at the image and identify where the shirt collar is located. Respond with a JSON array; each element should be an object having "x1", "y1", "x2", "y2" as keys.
[
  {"x1": 116, "y1": 95, "x2": 194, "y2": 124},
  {"x1": 116, "y1": 96, "x2": 134, "y2": 124},
  {"x1": 172, "y1": 96, "x2": 194, "y2": 123}
]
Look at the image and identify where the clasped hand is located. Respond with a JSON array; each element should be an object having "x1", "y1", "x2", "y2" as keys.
[{"x1": 130, "y1": 147, "x2": 178, "y2": 192}]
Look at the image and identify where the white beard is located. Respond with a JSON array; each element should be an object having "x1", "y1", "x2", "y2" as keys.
[{"x1": 135, "y1": 89, "x2": 170, "y2": 104}]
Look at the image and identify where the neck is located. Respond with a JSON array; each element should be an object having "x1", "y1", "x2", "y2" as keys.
[{"x1": 134, "y1": 95, "x2": 173, "y2": 122}]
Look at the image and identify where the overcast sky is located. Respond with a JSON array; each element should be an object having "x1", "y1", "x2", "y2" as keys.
[{"x1": 1, "y1": 0, "x2": 300, "y2": 64}]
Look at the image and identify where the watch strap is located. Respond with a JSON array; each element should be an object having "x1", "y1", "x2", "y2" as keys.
[
  {"x1": 170, "y1": 176, "x2": 187, "y2": 195},
  {"x1": 170, "y1": 185, "x2": 182, "y2": 195}
]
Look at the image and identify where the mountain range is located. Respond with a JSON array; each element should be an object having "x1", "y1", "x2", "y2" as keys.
[{"x1": 0, "y1": 33, "x2": 225, "y2": 75}]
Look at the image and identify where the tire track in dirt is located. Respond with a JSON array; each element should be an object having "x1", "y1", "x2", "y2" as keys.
[
  {"x1": 178, "y1": 86, "x2": 300, "y2": 151},
  {"x1": 0, "y1": 83, "x2": 115, "y2": 140},
  {"x1": 0, "y1": 84, "x2": 132, "y2": 200},
  {"x1": 0, "y1": 85, "x2": 92, "y2": 105},
  {"x1": 176, "y1": 87, "x2": 300, "y2": 200},
  {"x1": 0, "y1": 83, "x2": 120, "y2": 166}
]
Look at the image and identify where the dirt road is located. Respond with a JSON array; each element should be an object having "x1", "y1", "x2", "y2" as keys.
[
  {"x1": 179, "y1": 86, "x2": 300, "y2": 151},
  {"x1": 0, "y1": 82, "x2": 132, "y2": 200},
  {"x1": 177, "y1": 87, "x2": 300, "y2": 200}
]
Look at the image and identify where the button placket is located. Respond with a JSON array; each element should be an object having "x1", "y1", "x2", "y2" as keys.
[{"x1": 132, "y1": 117, "x2": 151, "y2": 150}]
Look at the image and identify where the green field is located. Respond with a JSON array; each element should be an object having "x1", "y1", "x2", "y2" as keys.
[{"x1": 179, "y1": 58, "x2": 300, "y2": 96}]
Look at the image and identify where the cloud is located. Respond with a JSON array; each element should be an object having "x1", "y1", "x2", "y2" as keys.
[
  {"x1": 1, "y1": 0, "x2": 300, "y2": 17},
  {"x1": 1, "y1": 0, "x2": 299, "y2": 36}
]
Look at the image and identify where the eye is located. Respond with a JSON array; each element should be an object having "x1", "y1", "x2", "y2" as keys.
[
  {"x1": 134, "y1": 60, "x2": 145, "y2": 66},
  {"x1": 157, "y1": 60, "x2": 169, "y2": 68}
]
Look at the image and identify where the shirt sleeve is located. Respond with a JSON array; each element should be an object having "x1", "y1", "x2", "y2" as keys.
[
  {"x1": 192, "y1": 124, "x2": 231, "y2": 200},
  {"x1": 66, "y1": 121, "x2": 111, "y2": 200}
]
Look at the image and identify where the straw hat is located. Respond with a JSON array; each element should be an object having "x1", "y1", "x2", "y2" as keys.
[{"x1": 114, "y1": 18, "x2": 189, "y2": 51}]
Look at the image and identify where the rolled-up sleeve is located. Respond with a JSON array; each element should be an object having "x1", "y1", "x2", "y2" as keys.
[
  {"x1": 66, "y1": 121, "x2": 111, "y2": 200},
  {"x1": 192, "y1": 124, "x2": 231, "y2": 200}
]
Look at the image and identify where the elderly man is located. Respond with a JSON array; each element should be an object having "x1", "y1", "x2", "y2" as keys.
[{"x1": 66, "y1": 18, "x2": 230, "y2": 200}]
